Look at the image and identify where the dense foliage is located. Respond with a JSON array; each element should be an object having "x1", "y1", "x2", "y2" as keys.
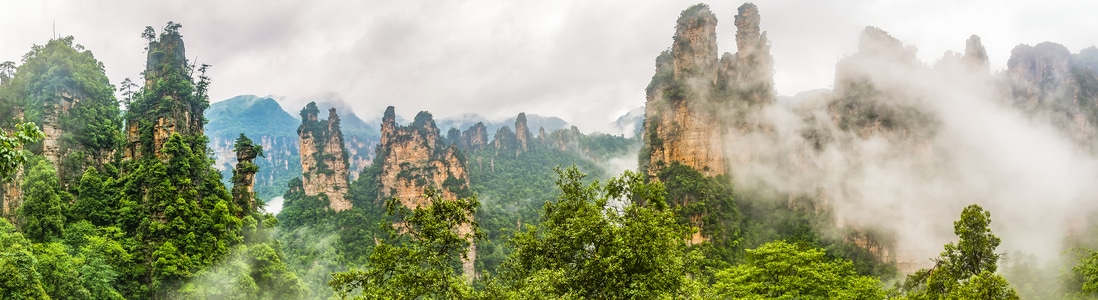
[
  {"x1": 0, "y1": 23, "x2": 307, "y2": 299},
  {"x1": 0, "y1": 122, "x2": 44, "y2": 182},
  {"x1": 711, "y1": 240, "x2": 886, "y2": 299},
  {"x1": 898, "y1": 204, "x2": 1019, "y2": 299},
  {"x1": 0, "y1": 36, "x2": 121, "y2": 188},
  {"x1": 487, "y1": 166, "x2": 699, "y2": 299},
  {"x1": 329, "y1": 189, "x2": 479, "y2": 299}
]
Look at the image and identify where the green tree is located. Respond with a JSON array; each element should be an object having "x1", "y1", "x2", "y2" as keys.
[
  {"x1": 710, "y1": 240, "x2": 885, "y2": 299},
  {"x1": 900, "y1": 204, "x2": 1018, "y2": 299},
  {"x1": 329, "y1": 188, "x2": 480, "y2": 299},
  {"x1": 183, "y1": 214, "x2": 308, "y2": 300},
  {"x1": 33, "y1": 242, "x2": 91, "y2": 299},
  {"x1": 0, "y1": 218, "x2": 49, "y2": 299},
  {"x1": 70, "y1": 167, "x2": 116, "y2": 227},
  {"x1": 19, "y1": 158, "x2": 66, "y2": 243},
  {"x1": 658, "y1": 162, "x2": 740, "y2": 265},
  {"x1": 2, "y1": 36, "x2": 121, "y2": 186},
  {"x1": 488, "y1": 166, "x2": 700, "y2": 299},
  {"x1": 77, "y1": 234, "x2": 127, "y2": 300},
  {"x1": 1068, "y1": 248, "x2": 1098, "y2": 298},
  {"x1": 0, "y1": 122, "x2": 45, "y2": 182},
  {"x1": 0, "y1": 61, "x2": 15, "y2": 84}
]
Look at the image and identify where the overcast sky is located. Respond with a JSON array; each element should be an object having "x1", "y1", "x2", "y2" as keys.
[{"x1": 3, "y1": 0, "x2": 1096, "y2": 132}]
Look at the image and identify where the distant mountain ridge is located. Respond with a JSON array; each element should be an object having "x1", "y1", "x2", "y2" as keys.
[
  {"x1": 206, "y1": 95, "x2": 378, "y2": 201},
  {"x1": 207, "y1": 95, "x2": 299, "y2": 138},
  {"x1": 434, "y1": 112, "x2": 571, "y2": 135},
  {"x1": 206, "y1": 94, "x2": 635, "y2": 200}
]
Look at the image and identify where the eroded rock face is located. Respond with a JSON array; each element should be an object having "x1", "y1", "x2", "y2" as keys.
[
  {"x1": 345, "y1": 135, "x2": 377, "y2": 181},
  {"x1": 456, "y1": 122, "x2": 488, "y2": 153},
  {"x1": 964, "y1": 35, "x2": 990, "y2": 73},
  {"x1": 726, "y1": 3, "x2": 774, "y2": 107},
  {"x1": 297, "y1": 103, "x2": 352, "y2": 211},
  {"x1": 671, "y1": 5, "x2": 718, "y2": 79},
  {"x1": 515, "y1": 113, "x2": 530, "y2": 152},
  {"x1": 375, "y1": 106, "x2": 475, "y2": 279},
  {"x1": 124, "y1": 30, "x2": 204, "y2": 161},
  {"x1": 377, "y1": 107, "x2": 470, "y2": 207},
  {"x1": 0, "y1": 129, "x2": 24, "y2": 221},
  {"x1": 0, "y1": 178, "x2": 19, "y2": 221},
  {"x1": 40, "y1": 91, "x2": 77, "y2": 168},
  {"x1": 1008, "y1": 42, "x2": 1074, "y2": 107},
  {"x1": 1006, "y1": 42, "x2": 1098, "y2": 151},
  {"x1": 231, "y1": 136, "x2": 260, "y2": 215},
  {"x1": 544, "y1": 125, "x2": 582, "y2": 152},
  {"x1": 643, "y1": 3, "x2": 775, "y2": 177},
  {"x1": 829, "y1": 27, "x2": 937, "y2": 142}
]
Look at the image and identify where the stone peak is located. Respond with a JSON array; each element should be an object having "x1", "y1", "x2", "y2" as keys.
[
  {"x1": 383, "y1": 106, "x2": 397, "y2": 125},
  {"x1": 735, "y1": 3, "x2": 761, "y2": 35},
  {"x1": 672, "y1": 3, "x2": 719, "y2": 77},
  {"x1": 857, "y1": 26, "x2": 915, "y2": 60},
  {"x1": 738, "y1": 2, "x2": 758, "y2": 13},
  {"x1": 678, "y1": 3, "x2": 715, "y2": 21},
  {"x1": 676, "y1": 4, "x2": 717, "y2": 33},
  {"x1": 412, "y1": 111, "x2": 436, "y2": 129},
  {"x1": 963, "y1": 35, "x2": 990, "y2": 71},
  {"x1": 327, "y1": 107, "x2": 340, "y2": 122},
  {"x1": 299, "y1": 102, "x2": 320, "y2": 123},
  {"x1": 734, "y1": 2, "x2": 766, "y2": 61}
]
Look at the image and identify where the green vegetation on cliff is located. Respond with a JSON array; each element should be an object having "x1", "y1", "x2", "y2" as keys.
[
  {"x1": 0, "y1": 36, "x2": 121, "y2": 188},
  {"x1": 1, "y1": 23, "x2": 304, "y2": 299}
]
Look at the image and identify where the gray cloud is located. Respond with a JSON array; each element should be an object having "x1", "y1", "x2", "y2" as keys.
[{"x1": 2, "y1": 0, "x2": 1096, "y2": 133}]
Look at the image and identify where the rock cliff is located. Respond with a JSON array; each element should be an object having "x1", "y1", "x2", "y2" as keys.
[
  {"x1": 375, "y1": 106, "x2": 474, "y2": 278},
  {"x1": 377, "y1": 106, "x2": 471, "y2": 207},
  {"x1": 515, "y1": 113, "x2": 530, "y2": 152},
  {"x1": 458, "y1": 122, "x2": 489, "y2": 153},
  {"x1": 0, "y1": 38, "x2": 121, "y2": 190},
  {"x1": 231, "y1": 134, "x2": 261, "y2": 215},
  {"x1": 1006, "y1": 42, "x2": 1098, "y2": 149},
  {"x1": 206, "y1": 95, "x2": 378, "y2": 201},
  {"x1": 826, "y1": 27, "x2": 940, "y2": 145},
  {"x1": 124, "y1": 27, "x2": 205, "y2": 161},
  {"x1": 297, "y1": 102, "x2": 352, "y2": 211},
  {"x1": 643, "y1": 3, "x2": 775, "y2": 177},
  {"x1": 40, "y1": 91, "x2": 75, "y2": 167}
]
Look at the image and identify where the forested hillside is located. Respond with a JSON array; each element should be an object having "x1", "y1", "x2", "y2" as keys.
[
  {"x1": 1, "y1": 23, "x2": 306, "y2": 299},
  {"x1": 5, "y1": 2, "x2": 1098, "y2": 300}
]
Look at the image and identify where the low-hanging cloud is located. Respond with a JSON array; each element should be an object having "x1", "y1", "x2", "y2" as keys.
[
  {"x1": 5, "y1": 1, "x2": 1098, "y2": 134},
  {"x1": 723, "y1": 31, "x2": 1098, "y2": 272}
]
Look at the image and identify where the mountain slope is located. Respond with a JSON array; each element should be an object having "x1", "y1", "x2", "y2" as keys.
[{"x1": 207, "y1": 95, "x2": 302, "y2": 201}]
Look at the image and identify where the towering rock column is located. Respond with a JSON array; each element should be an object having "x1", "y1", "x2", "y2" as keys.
[
  {"x1": 231, "y1": 134, "x2": 261, "y2": 214},
  {"x1": 642, "y1": 4, "x2": 727, "y2": 177},
  {"x1": 458, "y1": 122, "x2": 488, "y2": 153},
  {"x1": 515, "y1": 113, "x2": 530, "y2": 153},
  {"x1": 725, "y1": 3, "x2": 775, "y2": 107},
  {"x1": 963, "y1": 35, "x2": 990, "y2": 73},
  {"x1": 297, "y1": 102, "x2": 352, "y2": 211},
  {"x1": 377, "y1": 107, "x2": 470, "y2": 207},
  {"x1": 642, "y1": 3, "x2": 777, "y2": 177},
  {"x1": 124, "y1": 25, "x2": 206, "y2": 161},
  {"x1": 375, "y1": 106, "x2": 476, "y2": 280}
]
